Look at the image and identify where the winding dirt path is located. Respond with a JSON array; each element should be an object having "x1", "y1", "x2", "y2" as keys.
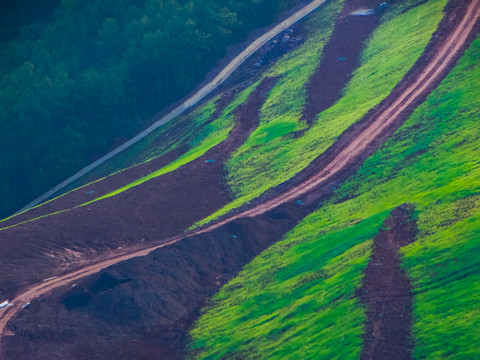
[
  {"x1": 221, "y1": 0, "x2": 480, "y2": 222},
  {"x1": 1, "y1": 0, "x2": 479, "y2": 354}
]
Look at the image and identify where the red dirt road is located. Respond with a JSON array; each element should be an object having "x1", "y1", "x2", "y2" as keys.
[{"x1": 1, "y1": 0, "x2": 479, "y2": 354}]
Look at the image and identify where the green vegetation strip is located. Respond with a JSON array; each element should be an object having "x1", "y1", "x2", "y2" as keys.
[
  {"x1": 1, "y1": 0, "x2": 343, "y2": 226},
  {"x1": 0, "y1": 84, "x2": 260, "y2": 228},
  {"x1": 196, "y1": 0, "x2": 447, "y2": 227},
  {"x1": 76, "y1": 0, "x2": 345, "y2": 208},
  {"x1": 84, "y1": 0, "x2": 342, "y2": 211},
  {"x1": 189, "y1": 35, "x2": 480, "y2": 359}
]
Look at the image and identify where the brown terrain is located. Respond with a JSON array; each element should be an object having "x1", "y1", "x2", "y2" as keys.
[
  {"x1": 358, "y1": 204, "x2": 417, "y2": 360},
  {"x1": 2, "y1": 202, "x2": 314, "y2": 360},
  {"x1": 0, "y1": 0, "x2": 479, "y2": 359},
  {"x1": 302, "y1": 0, "x2": 380, "y2": 124},
  {"x1": 194, "y1": 0, "x2": 480, "y2": 230}
]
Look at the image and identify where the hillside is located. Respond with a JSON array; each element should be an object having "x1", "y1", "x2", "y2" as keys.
[
  {"x1": 0, "y1": 0, "x2": 303, "y2": 218},
  {"x1": 1, "y1": 0, "x2": 479, "y2": 359}
]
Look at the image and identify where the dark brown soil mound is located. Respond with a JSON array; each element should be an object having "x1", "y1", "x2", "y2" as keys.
[
  {"x1": 1, "y1": 1, "x2": 478, "y2": 358},
  {"x1": 303, "y1": 0, "x2": 380, "y2": 124},
  {"x1": 358, "y1": 204, "x2": 417, "y2": 360},
  {"x1": 0, "y1": 147, "x2": 185, "y2": 229},
  {"x1": 2, "y1": 202, "x2": 313, "y2": 360}
]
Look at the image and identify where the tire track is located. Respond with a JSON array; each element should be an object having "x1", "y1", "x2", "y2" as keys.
[{"x1": 206, "y1": 0, "x2": 480, "y2": 229}]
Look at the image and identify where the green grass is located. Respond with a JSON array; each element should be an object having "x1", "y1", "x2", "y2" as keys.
[
  {"x1": 189, "y1": 213, "x2": 383, "y2": 360},
  {"x1": 84, "y1": 95, "x2": 222, "y2": 180},
  {"x1": 80, "y1": 0, "x2": 345, "y2": 208},
  {"x1": 195, "y1": 0, "x2": 447, "y2": 226},
  {"x1": 189, "y1": 29, "x2": 480, "y2": 360},
  {"x1": 0, "y1": 93, "x2": 220, "y2": 223}
]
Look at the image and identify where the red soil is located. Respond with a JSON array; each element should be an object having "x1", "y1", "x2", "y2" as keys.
[
  {"x1": 3, "y1": 202, "x2": 313, "y2": 360},
  {"x1": 235, "y1": 0, "x2": 480, "y2": 213},
  {"x1": 358, "y1": 205, "x2": 417, "y2": 360}
]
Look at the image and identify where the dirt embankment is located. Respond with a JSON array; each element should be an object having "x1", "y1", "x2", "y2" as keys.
[
  {"x1": 2, "y1": 202, "x2": 313, "y2": 360},
  {"x1": 0, "y1": 148, "x2": 185, "y2": 229},
  {"x1": 0, "y1": 77, "x2": 278, "y2": 301},
  {"x1": 303, "y1": 0, "x2": 380, "y2": 124},
  {"x1": 358, "y1": 205, "x2": 417, "y2": 360}
]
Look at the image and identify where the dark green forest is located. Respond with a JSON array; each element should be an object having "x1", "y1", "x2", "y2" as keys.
[{"x1": 0, "y1": 0, "x2": 301, "y2": 218}]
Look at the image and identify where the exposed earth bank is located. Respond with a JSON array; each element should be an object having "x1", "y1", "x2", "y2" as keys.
[
  {"x1": 0, "y1": 77, "x2": 277, "y2": 301},
  {"x1": 358, "y1": 205, "x2": 417, "y2": 360},
  {"x1": 3, "y1": 202, "x2": 313, "y2": 360}
]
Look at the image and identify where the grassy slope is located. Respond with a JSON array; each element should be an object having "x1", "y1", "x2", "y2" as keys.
[
  {"x1": 189, "y1": 33, "x2": 480, "y2": 360},
  {"x1": 75, "y1": 0, "x2": 344, "y2": 206},
  {"x1": 0, "y1": 0, "x2": 343, "y2": 226},
  {"x1": 85, "y1": 0, "x2": 343, "y2": 210},
  {"x1": 91, "y1": 0, "x2": 348, "y2": 206},
  {"x1": 196, "y1": 0, "x2": 447, "y2": 226},
  {"x1": 0, "y1": 96, "x2": 219, "y2": 223}
]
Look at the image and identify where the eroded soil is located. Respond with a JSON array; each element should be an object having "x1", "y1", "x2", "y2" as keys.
[
  {"x1": 3, "y1": 202, "x2": 313, "y2": 360},
  {"x1": 358, "y1": 205, "x2": 417, "y2": 360},
  {"x1": 1, "y1": 0, "x2": 479, "y2": 359},
  {"x1": 303, "y1": 0, "x2": 380, "y2": 124}
]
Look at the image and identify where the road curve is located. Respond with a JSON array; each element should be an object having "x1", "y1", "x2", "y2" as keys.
[
  {"x1": 2, "y1": 0, "x2": 479, "y2": 354},
  {"x1": 16, "y1": 0, "x2": 330, "y2": 215}
]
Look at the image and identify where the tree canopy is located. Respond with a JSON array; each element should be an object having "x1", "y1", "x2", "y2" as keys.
[{"x1": 0, "y1": 0, "x2": 301, "y2": 217}]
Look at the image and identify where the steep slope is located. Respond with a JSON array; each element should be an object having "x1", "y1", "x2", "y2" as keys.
[
  {"x1": 0, "y1": 0, "x2": 306, "y2": 218},
  {"x1": 189, "y1": 28, "x2": 480, "y2": 360},
  {"x1": 1, "y1": 0, "x2": 479, "y2": 359},
  {"x1": 197, "y1": 0, "x2": 450, "y2": 226},
  {"x1": 0, "y1": 0, "x2": 344, "y2": 299}
]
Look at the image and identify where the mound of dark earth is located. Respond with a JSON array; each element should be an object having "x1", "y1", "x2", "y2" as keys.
[{"x1": 3, "y1": 202, "x2": 313, "y2": 360}]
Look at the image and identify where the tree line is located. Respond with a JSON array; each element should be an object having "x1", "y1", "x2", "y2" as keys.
[{"x1": 0, "y1": 0, "x2": 301, "y2": 218}]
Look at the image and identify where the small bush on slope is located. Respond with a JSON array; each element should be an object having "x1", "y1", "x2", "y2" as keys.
[
  {"x1": 196, "y1": 0, "x2": 447, "y2": 226},
  {"x1": 189, "y1": 35, "x2": 480, "y2": 359}
]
